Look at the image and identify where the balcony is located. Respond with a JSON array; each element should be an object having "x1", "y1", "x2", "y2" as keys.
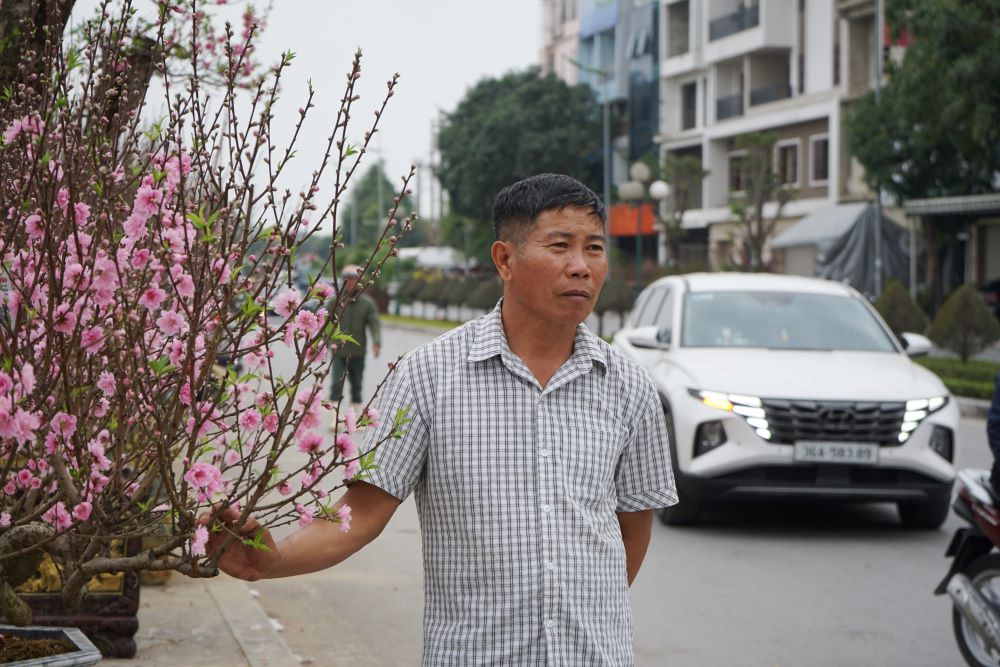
[
  {"x1": 716, "y1": 94, "x2": 744, "y2": 121},
  {"x1": 709, "y1": 4, "x2": 760, "y2": 42},
  {"x1": 749, "y1": 82, "x2": 791, "y2": 107}
]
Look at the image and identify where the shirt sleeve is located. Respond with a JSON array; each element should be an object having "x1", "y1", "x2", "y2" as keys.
[
  {"x1": 614, "y1": 377, "x2": 678, "y2": 512},
  {"x1": 360, "y1": 355, "x2": 428, "y2": 501}
]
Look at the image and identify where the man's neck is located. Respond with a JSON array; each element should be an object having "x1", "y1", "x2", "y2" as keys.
[{"x1": 500, "y1": 298, "x2": 578, "y2": 387}]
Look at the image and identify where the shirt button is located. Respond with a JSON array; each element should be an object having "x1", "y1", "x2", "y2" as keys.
[
  {"x1": 541, "y1": 504, "x2": 552, "y2": 513},
  {"x1": 544, "y1": 560, "x2": 556, "y2": 571},
  {"x1": 540, "y1": 449, "x2": 550, "y2": 457},
  {"x1": 544, "y1": 619, "x2": 556, "y2": 630}
]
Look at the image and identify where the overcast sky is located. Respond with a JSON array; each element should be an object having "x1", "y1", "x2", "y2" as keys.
[
  {"x1": 70, "y1": 1, "x2": 541, "y2": 222},
  {"x1": 255, "y1": 1, "x2": 541, "y2": 216}
]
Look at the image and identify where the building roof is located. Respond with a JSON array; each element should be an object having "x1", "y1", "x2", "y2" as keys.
[
  {"x1": 903, "y1": 193, "x2": 1000, "y2": 217},
  {"x1": 769, "y1": 202, "x2": 870, "y2": 249}
]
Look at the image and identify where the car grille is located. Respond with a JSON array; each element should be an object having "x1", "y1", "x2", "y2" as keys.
[{"x1": 761, "y1": 400, "x2": 906, "y2": 447}]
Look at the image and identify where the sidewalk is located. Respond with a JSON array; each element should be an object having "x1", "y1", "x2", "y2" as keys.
[{"x1": 104, "y1": 575, "x2": 300, "y2": 667}]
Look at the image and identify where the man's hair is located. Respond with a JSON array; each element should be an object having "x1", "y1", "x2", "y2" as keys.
[{"x1": 490, "y1": 173, "x2": 606, "y2": 244}]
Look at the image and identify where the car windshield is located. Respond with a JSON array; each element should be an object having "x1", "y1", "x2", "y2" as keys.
[{"x1": 681, "y1": 290, "x2": 897, "y2": 352}]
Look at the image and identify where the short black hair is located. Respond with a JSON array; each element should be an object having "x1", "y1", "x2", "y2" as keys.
[{"x1": 490, "y1": 173, "x2": 606, "y2": 243}]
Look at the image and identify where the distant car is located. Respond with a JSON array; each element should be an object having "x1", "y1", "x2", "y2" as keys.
[{"x1": 612, "y1": 273, "x2": 958, "y2": 529}]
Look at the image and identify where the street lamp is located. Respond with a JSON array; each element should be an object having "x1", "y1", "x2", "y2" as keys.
[{"x1": 618, "y1": 161, "x2": 670, "y2": 295}]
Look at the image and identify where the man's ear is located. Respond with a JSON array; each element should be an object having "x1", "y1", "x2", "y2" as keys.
[{"x1": 491, "y1": 240, "x2": 515, "y2": 281}]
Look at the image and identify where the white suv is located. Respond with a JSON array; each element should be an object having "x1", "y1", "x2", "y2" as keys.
[{"x1": 612, "y1": 273, "x2": 958, "y2": 528}]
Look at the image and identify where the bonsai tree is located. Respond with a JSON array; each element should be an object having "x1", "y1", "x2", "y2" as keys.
[
  {"x1": 875, "y1": 279, "x2": 929, "y2": 338},
  {"x1": 593, "y1": 279, "x2": 634, "y2": 337},
  {"x1": 928, "y1": 283, "x2": 1000, "y2": 362},
  {"x1": 0, "y1": 1, "x2": 415, "y2": 625},
  {"x1": 467, "y1": 279, "x2": 503, "y2": 314}
]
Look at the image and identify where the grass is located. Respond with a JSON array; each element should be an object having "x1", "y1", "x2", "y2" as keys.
[
  {"x1": 915, "y1": 356, "x2": 999, "y2": 400},
  {"x1": 382, "y1": 313, "x2": 464, "y2": 330}
]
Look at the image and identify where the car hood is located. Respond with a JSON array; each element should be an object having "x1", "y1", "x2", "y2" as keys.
[{"x1": 664, "y1": 348, "x2": 948, "y2": 401}]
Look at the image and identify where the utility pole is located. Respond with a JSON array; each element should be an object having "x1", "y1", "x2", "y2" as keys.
[{"x1": 873, "y1": 0, "x2": 884, "y2": 298}]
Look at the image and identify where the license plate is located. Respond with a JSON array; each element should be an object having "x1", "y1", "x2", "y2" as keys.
[{"x1": 794, "y1": 441, "x2": 879, "y2": 465}]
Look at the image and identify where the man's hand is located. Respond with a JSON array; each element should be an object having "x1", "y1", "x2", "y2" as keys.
[
  {"x1": 372, "y1": 343, "x2": 381, "y2": 358},
  {"x1": 202, "y1": 507, "x2": 280, "y2": 582}
]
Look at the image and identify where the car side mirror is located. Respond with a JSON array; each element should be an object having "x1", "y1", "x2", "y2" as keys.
[
  {"x1": 900, "y1": 332, "x2": 931, "y2": 357},
  {"x1": 628, "y1": 325, "x2": 671, "y2": 350}
]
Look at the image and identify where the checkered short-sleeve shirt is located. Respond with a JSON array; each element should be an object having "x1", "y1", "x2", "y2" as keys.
[{"x1": 363, "y1": 302, "x2": 677, "y2": 666}]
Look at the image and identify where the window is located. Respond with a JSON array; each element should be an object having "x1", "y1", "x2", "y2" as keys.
[
  {"x1": 681, "y1": 81, "x2": 697, "y2": 130},
  {"x1": 728, "y1": 151, "x2": 747, "y2": 194},
  {"x1": 635, "y1": 287, "x2": 670, "y2": 328},
  {"x1": 810, "y1": 135, "x2": 829, "y2": 185},
  {"x1": 775, "y1": 141, "x2": 800, "y2": 187}
]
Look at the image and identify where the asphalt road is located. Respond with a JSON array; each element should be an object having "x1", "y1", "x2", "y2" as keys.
[{"x1": 254, "y1": 321, "x2": 979, "y2": 666}]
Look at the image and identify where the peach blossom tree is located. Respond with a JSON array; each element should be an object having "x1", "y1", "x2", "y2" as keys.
[{"x1": 0, "y1": 0, "x2": 412, "y2": 624}]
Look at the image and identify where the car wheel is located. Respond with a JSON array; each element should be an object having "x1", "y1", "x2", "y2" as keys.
[
  {"x1": 897, "y1": 495, "x2": 949, "y2": 530},
  {"x1": 657, "y1": 404, "x2": 702, "y2": 526}
]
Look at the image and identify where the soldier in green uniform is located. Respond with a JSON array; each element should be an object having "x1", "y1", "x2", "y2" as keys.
[{"x1": 327, "y1": 265, "x2": 381, "y2": 418}]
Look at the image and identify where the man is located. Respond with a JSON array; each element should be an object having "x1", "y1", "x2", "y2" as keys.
[
  {"x1": 327, "y1": 264, "x2": 381, "y2": 415},
  {"x1": 210, "y1": 174, "x2": 677, "y2": 665}
]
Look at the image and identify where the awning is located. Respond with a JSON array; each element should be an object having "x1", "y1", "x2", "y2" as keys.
[
  {"x1": 770, "y1": 202, "x2": 870, "y2": 249},
  {"x1": 903, "y1": 193, "x2": 1000, "y2": 217}
]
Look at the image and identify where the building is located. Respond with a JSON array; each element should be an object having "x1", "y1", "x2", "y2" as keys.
[
  {"x1": 656, "y1": 0, "x2": 896, "y2": 271},
  {"x1": 538, "y1": 0, "x2": 900, "y2": 278}
]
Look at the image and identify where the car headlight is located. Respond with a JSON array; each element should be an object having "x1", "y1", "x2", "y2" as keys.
[
  {"x1": 689, "y1": 388, "x2": 771, "y2": 441},
  {"x1": 898, "y1": 396, "x2": 949, "y2": 443}
]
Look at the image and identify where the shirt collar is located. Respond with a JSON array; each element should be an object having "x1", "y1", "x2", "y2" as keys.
[{"x1": 467, "y1": 299, "x2": 607, "y2": 374}]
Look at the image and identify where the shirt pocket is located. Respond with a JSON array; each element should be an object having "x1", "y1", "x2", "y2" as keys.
[{"x1": 557, "y1": 417, "x2": 628, "y2": 507}]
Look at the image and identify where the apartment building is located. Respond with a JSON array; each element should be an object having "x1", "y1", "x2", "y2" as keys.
[
  {"x1": 658, "y1": 0, "x2": 889, "y2": 271},
  {"x1": 538, "y1": 0, "x2": 888, "y2": 274}
]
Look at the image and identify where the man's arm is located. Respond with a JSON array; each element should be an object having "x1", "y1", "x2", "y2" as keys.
[
  {"x1": 617, "y1": 509, "x2": 653, "y2": 586},
  {"x1": 208, "y1": 481, "x2": 401, "y2": 581}
]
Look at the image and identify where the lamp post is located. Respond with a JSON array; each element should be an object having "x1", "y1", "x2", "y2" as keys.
[{"x1": 618, "y1": 161, "x2": 670, "y2": 295}]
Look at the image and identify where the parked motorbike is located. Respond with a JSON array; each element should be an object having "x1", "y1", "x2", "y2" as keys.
[{"x1": 937, "y1": 469, "x2": 1000, "y2": 666}]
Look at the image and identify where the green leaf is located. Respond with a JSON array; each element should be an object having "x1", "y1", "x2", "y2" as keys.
[
  {"x1": 243, "y1": 529, "x2": 273, "y2": 552},
  {"x1": 148, "y1": 355, "x2": 174, "y2": 376}
]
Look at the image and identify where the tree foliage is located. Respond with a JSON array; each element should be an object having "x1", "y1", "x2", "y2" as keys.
[
  {"x1": 660, "y1": 155, "x2": 708, "y2": 268},
  {"x1": 730, "y1": 132, "x2": 795, "y2": 271},
  {"x1": 437, "y1": 68, "x2": 601, "y2": 224},
  {"x1": 342, "y1": 163, "x2": 424, "y2": 247},
  {"x1": 875, "y1": 279, "x2": 928, "y2": 336},
  {"x1": 928, "y1": 283, "x2": 1000, "y2": 362},
  {"x1": 845, "y1": 0, "x2": 1000, "y2": 200}
]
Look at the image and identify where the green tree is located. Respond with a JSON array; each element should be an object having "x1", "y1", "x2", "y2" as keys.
[
  {"x1": 875, "y1": 278, "x2": 928, "y2": 337},
  {"x1": 730, "y1": 132, "x2": 795, "y2": 271},
  {"x1": 928, "y1": 283, "x2": 1000, "y2": 362},
  {"x1": 660, "y1": 155, "x2": 708, "y2": 268},
  {"x1": 342, "y1": 163, "x2": 422, "y2": 246},
  {"x1": 437, "y1": 67, "x2": 601, "y2": 226},
  {"x1": 439, "y1": 214, "x2": 494, "y2": 266},
  {"x1": 845, "y1": 0, "x2": 1000, "y2": 201}
]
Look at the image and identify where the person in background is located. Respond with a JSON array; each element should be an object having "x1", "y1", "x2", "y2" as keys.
[{"x1": 327, "y1": 264, "x2": 380, "y2": 422}]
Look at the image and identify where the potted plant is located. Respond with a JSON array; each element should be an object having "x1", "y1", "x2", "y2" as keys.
[{"x1": 0, "y1": 0, "x2": 413, "y2": 660}]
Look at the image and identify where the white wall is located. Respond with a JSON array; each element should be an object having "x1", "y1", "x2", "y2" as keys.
[{"x1": 804, "y1": 0, "x2": 835, "y2": 93}]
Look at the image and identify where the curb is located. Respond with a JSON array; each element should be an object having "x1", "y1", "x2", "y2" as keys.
[
  {"x1": 382, "y1": 320, "x2": 460, "y2": 335},
  {"x1": 208, "y1": 576, "x2": 300, "y2": 667},
  {"x1": 957, "y1": 396, "x2": 989, "y2": 420}
]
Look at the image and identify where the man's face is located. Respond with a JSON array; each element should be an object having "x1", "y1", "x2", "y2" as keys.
[
  {"x1": 496, "y1": 205, "x2": 608, "y2": 326},
  {"x1": 342, "y1": 276, "x2": 359, "y2": 294}
]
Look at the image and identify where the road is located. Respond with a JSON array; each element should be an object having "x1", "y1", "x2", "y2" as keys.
[{"x1": 253, "y1": 321, "x2": 979, "y2": 666}]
